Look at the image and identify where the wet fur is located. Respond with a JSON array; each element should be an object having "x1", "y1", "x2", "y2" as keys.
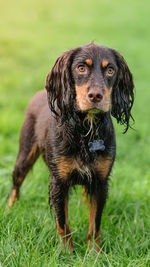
[{"x1": 9, "y1": 43, "x2": 134, "y2": 252}]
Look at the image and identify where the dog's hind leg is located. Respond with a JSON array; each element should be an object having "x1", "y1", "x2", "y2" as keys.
[{"x1": 8, "y1": 114, "x2": 40, "y2": 207}]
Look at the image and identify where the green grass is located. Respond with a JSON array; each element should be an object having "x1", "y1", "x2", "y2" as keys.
[{"x1": 1, "y1": 0, "x2": 150, "y2": 265}]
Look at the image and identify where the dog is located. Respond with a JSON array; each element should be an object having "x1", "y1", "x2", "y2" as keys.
[{"x1": 8, "y1": 43, "x2": 134, "y2": 252}]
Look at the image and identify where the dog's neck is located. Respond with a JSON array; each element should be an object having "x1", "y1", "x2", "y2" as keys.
[{"x1": 68, "y1": 111, "x2": 112, "y2": 143}]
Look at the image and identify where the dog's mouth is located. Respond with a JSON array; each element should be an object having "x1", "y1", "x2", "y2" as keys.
[
  {"x1": 84, "y1": 102, "x2": 111, "y2": 114},
  {"x1": 83, "y1": 108, "x2": 105, "y2": 120},
  {"x1": 87, "y1": 108, "x2": 103, "y2": 114},
  {"x1": 75, "y1": 100, "x2": 110, "y2": 118}
]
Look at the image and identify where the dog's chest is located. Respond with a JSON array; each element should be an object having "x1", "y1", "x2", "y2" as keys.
[
  {"x1": 56, "y1": 154, "x2": 113, "y2": 181},
  {"x1": 73, "y1": 157, "x2": 92, "y2": 179}
]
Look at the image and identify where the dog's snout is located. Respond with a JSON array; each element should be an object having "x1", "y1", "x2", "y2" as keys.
[{"x1": 88, "y1": 89, "x2": 103, "y2": 103}]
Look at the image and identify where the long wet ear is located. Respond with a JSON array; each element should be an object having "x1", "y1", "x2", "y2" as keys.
[
  {"x1": 45, "y1": 49, "x2": 76, "y2": 118},
  {"x1": 111, "y1": 49, "x2": 134, "y2": 133}
]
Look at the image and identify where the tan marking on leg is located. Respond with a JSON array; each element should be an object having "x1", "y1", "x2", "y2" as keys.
[
  {"x1": 82, "y1": 186, "x2": 87, "y2": 206},
  {"x1": 65, "y1": 197, "x2": 69, "y2": 226},
  {"x1": 85, "y1": 58, "x2": 93, "y2": 66},
  {"x1": 95, "y1": 156, "x2": 113, "y2": 179},
  {"x1": 27, "y1": 143, "x2": 39, "y2": 163},
  {"x1": 94, "y1": 231, "x2": 101, "y2": 252},
  {"x1": 8, "y1": 188, "x2": 19, "y2": 207},
  {"x1": 57, "y1": 223, "x2": 65, "y2": 237},
  {"x1": 57, "y1": 222, "x2": 73, "y2": 252},
  {"x1": 56, "y1": 196, "x2": 73, "y2": 251},
  {"x1": 17, "y1": 176, "x2": 24, "y2": 184},
  {"x1": 87, "y1": 195, "x2": 97, "y2": 243},
  {"x1": 102, "y1": 59, "x2": 109, "y2": 68},
  {"x1": 86, "y1": 196, "x2": 101, "y2": 252}
]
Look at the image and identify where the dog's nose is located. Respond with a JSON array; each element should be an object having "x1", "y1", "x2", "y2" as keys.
[{"x1": 88, "y1": 89, "x2": 103, "y2": 103}]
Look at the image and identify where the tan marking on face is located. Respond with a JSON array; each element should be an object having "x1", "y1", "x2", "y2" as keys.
[
  {"x1": 85, "y1": 58, "x2": 93, "y2": 66},
  {"x1": 75, "y1": 84, "x2": 90, "y2": 111},
  {"x1": 95, "y1": 155, "x2": 113, "y2": 179},
  {"x1": 8, "y1": 188, "x2": 19, "y2": 207},
  {"x1": 102, "y1": 59, "x2": 109, "y2": 68},
  {"x1": 75, "y1": 83, "x2": 112, "y2": 112},
  {"x1": 100, "y1": 87, "x2": 112, "y2": 112}
]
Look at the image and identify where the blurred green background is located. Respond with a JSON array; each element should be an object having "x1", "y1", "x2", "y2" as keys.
[{"x1": 0, "y1": 0, "x2": 150, "y2": 265}]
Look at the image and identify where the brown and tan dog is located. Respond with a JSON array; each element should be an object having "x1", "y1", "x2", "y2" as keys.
[{"x1": 8, "y1": 43, "x2": 134, "y2": 252}]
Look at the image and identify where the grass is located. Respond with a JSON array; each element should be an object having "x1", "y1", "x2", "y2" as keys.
[{"x1": 0, "y1": 0, "x2": 150, "y2": 265}]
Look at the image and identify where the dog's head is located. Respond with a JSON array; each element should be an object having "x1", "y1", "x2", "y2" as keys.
[{"x1": 46, "y1": 43, "x2": 134, "y2": 132}]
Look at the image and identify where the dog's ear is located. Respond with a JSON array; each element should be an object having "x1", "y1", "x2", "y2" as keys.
[
  {"x1": 45, "y1": 49, "x2": 76, "y2": 118},
  {"x1": 111, "y1": 50, "x2": 134, "y2": 132}
]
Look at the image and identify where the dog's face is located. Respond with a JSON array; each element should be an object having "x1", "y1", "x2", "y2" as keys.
[
  {"x1": 46, "y1": 43, "x2": 134, "y2": 132},
  {"x1": 71, "y1": 45, "x2": 118, "y2": 113}
]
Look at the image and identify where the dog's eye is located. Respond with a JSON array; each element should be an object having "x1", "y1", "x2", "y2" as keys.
[
  {"x1": 77, "y1": 65, "x2": 86, "y2": 73},
  {"x1": 106, "y1": 67, "x2": 115, "y2": 76}
]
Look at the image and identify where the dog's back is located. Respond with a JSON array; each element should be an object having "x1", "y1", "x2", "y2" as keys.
[{"x1": 25, "y1": 89, "x2": 52, "y2": 149}]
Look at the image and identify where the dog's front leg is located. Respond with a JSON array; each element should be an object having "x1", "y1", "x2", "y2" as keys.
[
  {"x1": 87, "y1": 180, "x2": 108, "y2": 252},
  {"x1": 50, "y1": 178, "x2": 73, "y2": 252}
]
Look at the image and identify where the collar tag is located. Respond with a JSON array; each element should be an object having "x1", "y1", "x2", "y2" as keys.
[{"x1": 88, "y1": 139, "x2": 105, "y2": 152}]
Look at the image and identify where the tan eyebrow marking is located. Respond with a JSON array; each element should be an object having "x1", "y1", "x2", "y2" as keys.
[
  {"x1": 102, "y1": 59, "x2": 109, "y2": 68},
  {"x1": 85, "y1": 59, "x2": 93, "y2": 66}
]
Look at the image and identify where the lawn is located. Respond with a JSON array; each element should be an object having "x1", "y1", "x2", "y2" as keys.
[{"x1": 0, "y1": 0, "x2": 150, "y2": 266}]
